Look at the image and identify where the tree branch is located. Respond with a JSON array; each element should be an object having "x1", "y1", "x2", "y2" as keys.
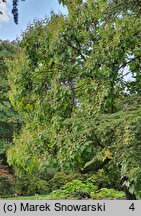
[
  {"x1": 81, "y1": 158, "x2": 111, "y2": 174},
  {"x1": 118, "y1": 55, "x2": 141, "y2": 71},
  {"x1": 63, "y1": 35, "x2": 86, "y2": 61}
]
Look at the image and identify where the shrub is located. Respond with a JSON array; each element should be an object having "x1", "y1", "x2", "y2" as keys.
[
  {"x1": 46, "y1": 179, "x2": 97, "y2": 199},
  {"x1": 15, "y1": 174, "x2": 50, "y2": 196},
  {"x1": 45, "y1": 179, "x2": 125, "y2": 200},
  {"x1": 93, "y1": 188, "x2": 124, "y2": 199},
  {"x1": 86, "y1": 167, "x2": 121, "y2": 191},
  {"x1": 48, "y1": 172, "x2": 82, "y2": 191},
  {"x1": 0, "y1": 169, "x2": 15, "y2": 198}
]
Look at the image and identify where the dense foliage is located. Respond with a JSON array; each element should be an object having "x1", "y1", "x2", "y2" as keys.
[
  {"x1": 0, "y1": 40, "x2": 23, "y2": 197},
  {"x1": 0, "y1": 40, "x2": 21, "y2": 165},
  {"x1": 0, "y1": 0, "x2": 141, "y2": 24},
  {"x1": 4, "y1": 0, "x2": 141, "y2": 199},
  {"x1": 45, "y1": 179, "x2": 124, "y2": 200}
]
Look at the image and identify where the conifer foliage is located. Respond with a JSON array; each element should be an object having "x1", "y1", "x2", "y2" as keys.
[
  {"x1": 0, "y1": 0, "x2": 25, "y2": 24},
  {"x1": 12, "y1": 0, "x2": 19, "y2": 24},
  {"x1": 12, "y1": 0, "x2": 25, "y2": 24}
]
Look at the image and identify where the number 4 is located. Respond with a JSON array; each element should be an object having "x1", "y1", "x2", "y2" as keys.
[{"x1": 129, "y1": 203, "x2": 135, "y2": 211}]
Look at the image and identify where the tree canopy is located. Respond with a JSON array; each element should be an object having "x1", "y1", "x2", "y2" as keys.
[
  {"x1": 5, "y1": 0, "x2": 141, "y2": 199},
  {"x1": 1, "y1": 0, "x2": 141, "y2": 24}
]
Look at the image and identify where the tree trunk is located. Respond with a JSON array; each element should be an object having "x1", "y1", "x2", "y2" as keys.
[{"x1": 123, "y1": 186, "x2": 136, "y2": 200}]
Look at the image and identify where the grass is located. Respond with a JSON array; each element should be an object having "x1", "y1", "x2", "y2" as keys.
[
  {"x1": 2, "y1": 191, "x2": 125, "y2": 200},
  {"x1": 1, "y1": 195, "x2": 49, "y2": 200}
]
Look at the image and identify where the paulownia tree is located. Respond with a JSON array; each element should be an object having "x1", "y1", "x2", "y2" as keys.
[{"x1": 6, "y1": 0, "x2": 141, "y2": 199}]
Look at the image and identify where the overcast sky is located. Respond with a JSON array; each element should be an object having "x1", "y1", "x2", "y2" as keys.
[{"x1": 0, "y1": 0, "x2": 67, "y2": 41}]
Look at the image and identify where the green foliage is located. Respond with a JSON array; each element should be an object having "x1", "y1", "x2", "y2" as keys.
[
  {"x1": 0, "y1": 172, "x2": 15, "y2": 198},
  {"x1": 46, "y1": 179, "x2": 97, "y2": 199},
  {"x1": 6, "y1": 0, "x2": 141, "y2": 199},
  {"x1": 0, "y1": 40, "x2": 22, "y2": 165},
  {"x1": 87, "y1": 167, "x2": 121, "y2": 191},
  {"x1": 45, "y1": 179, "x2": 124, "y2": 200},
  {"x1": 14, "y1": 174, "x2": 50, "y2": 196},
  {"x1": 94, "y1": 188, "x2": 124, "y2": 199},
  {"x1": 48, "y1": 172, "x2": 83, "y2": 191}
]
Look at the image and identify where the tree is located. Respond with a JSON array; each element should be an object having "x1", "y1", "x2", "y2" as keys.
[
  {"x1": 0, "y1": 40, "x2": 22, "y2": 165},
  {"x1": 7, "y1": 0, "x2": 141, "y2": 199}
]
